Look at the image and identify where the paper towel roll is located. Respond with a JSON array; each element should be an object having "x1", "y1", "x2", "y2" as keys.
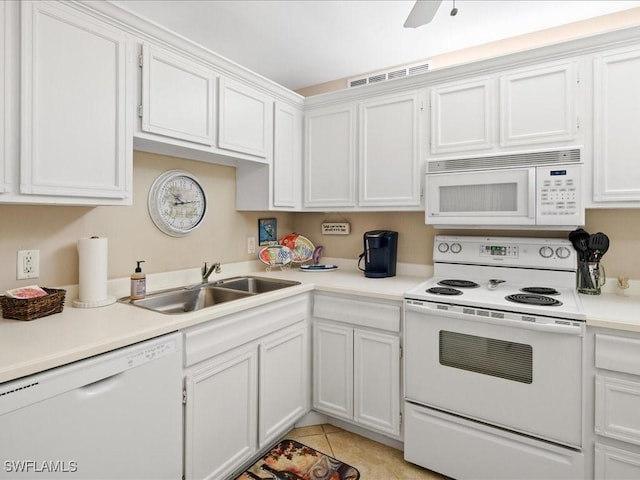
[{"x1": 73, "y1": 236, "x2": 115, "y2": 308}]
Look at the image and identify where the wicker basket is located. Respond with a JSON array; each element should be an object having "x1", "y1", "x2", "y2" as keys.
[{"x1": 0, "y1": 288, "x2": 66, "y2": 321}]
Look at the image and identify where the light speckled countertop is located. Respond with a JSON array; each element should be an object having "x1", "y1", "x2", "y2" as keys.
[
  {"x1": 0, "y1": 259, "x2": 428, "y2": 384},
  {"x1": 1, "y1": 259, "x2": 638, "y2": 384}
]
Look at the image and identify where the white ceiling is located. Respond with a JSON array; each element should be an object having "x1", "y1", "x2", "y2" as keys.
[{"x1": 113, "y1": 0, "x2": 640, "y2": 91}]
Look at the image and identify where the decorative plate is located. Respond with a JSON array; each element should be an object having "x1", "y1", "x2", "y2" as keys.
[
  {"x1": 279, "y1": 233, "x2": 315, "y2": 263},
  {"x1": 258, "y1": 245, "x2": 293, "y2": 267}
]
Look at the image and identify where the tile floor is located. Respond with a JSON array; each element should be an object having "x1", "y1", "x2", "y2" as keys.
[{"x1": 282, "y1": 424, "x2": 449, "y2": 480}]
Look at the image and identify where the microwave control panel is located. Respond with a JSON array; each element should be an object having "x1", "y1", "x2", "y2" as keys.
[{"x1": 536, "y1": 164, "x2": 583, "y2": 225}]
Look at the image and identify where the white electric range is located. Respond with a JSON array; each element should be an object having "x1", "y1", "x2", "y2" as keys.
[{"x1": 403, "y1": 236, "x2": 587, "y2": 480}]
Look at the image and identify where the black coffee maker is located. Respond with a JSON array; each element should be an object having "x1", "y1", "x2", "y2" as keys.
[{"x1": 359, "y1": 230, "x2": 398, "y2": 278}]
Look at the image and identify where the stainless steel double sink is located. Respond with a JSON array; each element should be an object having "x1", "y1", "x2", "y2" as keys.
[{"x1": 118, "y1": 276, "x2": 300, "y2": 314}]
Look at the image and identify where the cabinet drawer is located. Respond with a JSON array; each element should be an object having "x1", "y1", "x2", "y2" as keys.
[
  {"x1": 596, "y1": 375, "x2": 640, "y2": 445},
  {"x1": 313, "y1": 294, "x2": 400, "y2": 332},
  {"x1": 595, "y1": 444, "x2": 640, "y2": 480},
  {"x1": 183, "y1": 294, "x2": 309, "y2": 367},
  {"x1": 596, "y1": 334, "x2": 640, "y2": 375}
]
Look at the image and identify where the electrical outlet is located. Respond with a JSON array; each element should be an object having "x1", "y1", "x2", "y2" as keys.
[
  {"x1": 17, "y1": 250, "x2": 39, "y2": 280},
  {"x1": 247, "y1": 237, "x2": 256, "y2": 254}
]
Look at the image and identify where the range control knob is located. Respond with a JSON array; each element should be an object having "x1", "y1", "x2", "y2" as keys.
[
  {"x1": 539, "y1": 246, "x2": 554, "y2": 258},
  {"x1": 556, "y1": 246, "x2": 571, "y2": 259},
  {"x1": 450, "y1": 243, "x2": 462, "y2": 254},
  {"x1": 437, "y1": 242, "x2": 449, "y2": 253}
]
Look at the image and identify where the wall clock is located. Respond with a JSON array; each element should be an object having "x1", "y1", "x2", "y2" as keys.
[{"x1": 148, "y1": 170, "x2": 207, "y2": 237}]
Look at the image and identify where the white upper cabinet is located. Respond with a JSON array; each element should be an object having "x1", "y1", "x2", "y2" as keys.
[
  {"x1": 272, "y1": 101, "x2": 302, "y2": 208},
  {"x1": 428, "y1": 59, "x2": 581, "y2": 159},
  {"x1": 359, "y1": 91, "x2": 422, "y2": 207},
  {"x1": 20, "y1": 1, "x2": 131, "y2": 203},
  {"x1": 141, "y1": 43, "x2": 216, "y2": 146},
  {"x1": 0, "y1": 1, "x2": 6, "y2": 194},
  {"x1": 218, "y1": 77, "x2": 273, "y2": 159},
  {"x1": 304, "y1": 91, "x2": 423, "y2": 211},
  {"x1": 592, "y1": 45, "x2": 640, "y2": 204},
  {"x1": 500, "y1": 60, "x2": 579, "y2": 147},
  {"x1": 430, "y1": 77, "x2": 494, "y2": 155},
  {"x1": 304, "y1": 104, "x2": 357, "y2": 208}
]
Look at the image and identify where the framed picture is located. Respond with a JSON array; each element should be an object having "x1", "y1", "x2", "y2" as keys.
[{"x1": 259, "y1": 218, "x2": 278, "y2": 246}]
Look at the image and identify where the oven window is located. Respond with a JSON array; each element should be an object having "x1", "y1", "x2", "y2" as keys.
[
  {"x1": 440, "y1": 183, "x2": 517, "y2": 213},
  {"x1": 439, "y1": 331, "x2": 532, "y2": 384}
]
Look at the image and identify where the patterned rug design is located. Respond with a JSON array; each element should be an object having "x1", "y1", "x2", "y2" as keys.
[{"x1": 236, "y1": 439, "x2": 360, "y2": 480}]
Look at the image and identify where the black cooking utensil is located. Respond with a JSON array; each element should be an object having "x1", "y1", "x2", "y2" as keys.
[
  {"x1": 569, "y1": 228, "x2": 593, "y2": 289},
  {"x1": 588, "y1": 232, "x2": 610, "y2": 262},
  {"x1": 569, "y1": 229, "x2": 590, "y2": 262}
]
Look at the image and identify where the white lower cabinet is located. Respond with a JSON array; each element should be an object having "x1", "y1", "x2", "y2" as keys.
[
  {"x1": 184, "y1": 343, "x2": 258, "y2": 480},
  {"x1": 183, "y1": 295, "x2": 310, "y2": 480},
  {"x1": 595, "y1": 444, "x2": 640, "y2": 480},
  {"x1": 312, "y1": 294, "x2": 401, "y2": 438},
  {"x1": 594, "y1": 331, "x2": 640, "y2": 479}
]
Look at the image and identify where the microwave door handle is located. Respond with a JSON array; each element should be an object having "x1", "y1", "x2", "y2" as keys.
[{"x1": 528, "y1": 168, "x2": 536, "y2": 219}]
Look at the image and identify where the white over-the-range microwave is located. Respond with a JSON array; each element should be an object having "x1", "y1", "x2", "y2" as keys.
[{"x1": 425, "y1": 148, "x2": 584, "y2": 229}]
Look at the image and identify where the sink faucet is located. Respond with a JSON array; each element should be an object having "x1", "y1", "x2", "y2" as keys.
[{"x1": 201, "y1": 262, "x2": 221, "y2": 283}]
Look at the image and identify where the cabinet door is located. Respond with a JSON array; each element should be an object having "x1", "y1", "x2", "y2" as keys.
[
  {"x1": 354, "y1": 329, "x2": 400, "y2": 436},
  {"x1": 595, "y1": 444, "x2": 640, "y2": 480},
  {"x1": 141, "y1": 43, "x2": 215, "y2": 146},
  {"x1": 359, "y1": 91, "x2": 421, "y2": 207},
  {"x1": 0, "y1": 0, "x2": 5, "y2": 194},
  {"x1": 595, "y1": 375, "x2": 640, "y2": 446},
  {"x1": 184, "y1": 345, "x2": 258, "y2": 480},
  {"x1": 273, "y1": 102, "x2": 302, "y2": 208},
  {"x1": 312, "y1": 321, "x2": 353, "y2": 419},
  {"x1": 219, "y1": 77, "x2": 272, "y2": 158},
  {"x1": 429, "y1": 77, "x2": 494, "y2": 155},
  {"x1": 593, "y1": 46, "x2": 640, "y2": 203},
  {"x1": 500, "y1": 60, "x2": 579, "y2": 147},
  {"x1": 20, "y1": 1, "x2": 130, "y2": 201},
  {"x1": 304, "y1": 104, "x2": 356, "y2": 208},
  {"x1": 259, "y1": 322, "x2": 309, "y2": 447}
]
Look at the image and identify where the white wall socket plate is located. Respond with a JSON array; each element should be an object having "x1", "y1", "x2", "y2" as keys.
[{"x1": 17, "y1": 250, "x2": 39, "y2": 280}]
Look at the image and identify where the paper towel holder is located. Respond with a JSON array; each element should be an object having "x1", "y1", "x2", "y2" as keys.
[{"x1": 72, "y1": 236, "x2": 116, "y2": 308}]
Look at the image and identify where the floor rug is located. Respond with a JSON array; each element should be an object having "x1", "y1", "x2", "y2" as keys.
[{"x1": 235, "y1": 439, "x2": 360, "y2": 480}]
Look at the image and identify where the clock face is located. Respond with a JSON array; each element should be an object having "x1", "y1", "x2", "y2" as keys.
[{"x1": 148, "y1": 170, "x2": 207, "y2": 237}]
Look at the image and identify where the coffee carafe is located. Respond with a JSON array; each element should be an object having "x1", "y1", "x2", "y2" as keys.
[{"x1": 359, "y1": 231, "x2": 398, "y2": 278}]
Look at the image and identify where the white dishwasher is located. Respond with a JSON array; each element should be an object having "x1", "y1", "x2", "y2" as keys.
[{"x1": 0, "y1": 332, "x2": 183, "y2": 479}]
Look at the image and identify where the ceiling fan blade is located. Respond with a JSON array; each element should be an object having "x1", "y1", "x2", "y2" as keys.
[{"x1": 404, "y1": 0, "x2": 442, "y2": 28}]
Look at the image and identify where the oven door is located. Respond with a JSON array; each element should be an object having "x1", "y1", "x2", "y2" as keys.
[
  {"x1": 404, "y1": 300, "x2": 584, "y2": 447},
  {"x1": 425, "y1": 167, "x2": 535, "y2": 226}
]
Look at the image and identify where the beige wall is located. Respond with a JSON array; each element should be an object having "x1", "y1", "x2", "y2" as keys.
[
  {"x1": 1, "y1": 151, "x2": 639, "y2": 293},
  {"x1": 0, "y1": 152, "x2": 295, "y2": 293}
]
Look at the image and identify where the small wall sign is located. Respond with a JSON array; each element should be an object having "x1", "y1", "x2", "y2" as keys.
[{"x1": 321, "y1": 222, "x2": 351, "y2": 235}]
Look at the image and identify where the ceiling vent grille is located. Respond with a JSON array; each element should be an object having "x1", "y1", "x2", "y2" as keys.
[{"x1": 348, "y1": 61, "x2": 431, "y2": 88}]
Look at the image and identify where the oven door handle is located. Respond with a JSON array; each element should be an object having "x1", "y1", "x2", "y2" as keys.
[{"x1": 405, "y1": 302, "x2": 584, "y2": 335}]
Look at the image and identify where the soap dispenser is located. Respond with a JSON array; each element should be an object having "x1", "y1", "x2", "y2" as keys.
[{"x1": 130, "y1": 261, "x2": 146, "y2": 300}]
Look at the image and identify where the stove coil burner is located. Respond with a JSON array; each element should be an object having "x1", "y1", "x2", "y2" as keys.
[
  {"x1": 506, "y1": 293, "x2": 563, "y2": 306},
  {"x1": 427, "y1": 287, "x2": 463, "y2": 296},
  {"x1": 438, "y1": 279, "x2": 479, "y2": 288},
  {"x1": 520, "y1": 287, "x2": 560, "y2": 295}
]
